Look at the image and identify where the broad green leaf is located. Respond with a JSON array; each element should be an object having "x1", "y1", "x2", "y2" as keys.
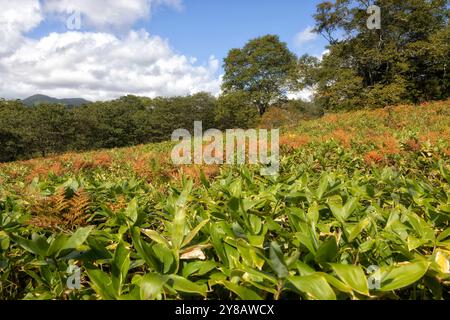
[
  {"x1": 330, "y1": 263, "x2": 369, "y2": 295},
  {"x1": 295, "y1": 261, "x2": 315, "y2": 276},
  {"x1": 46, "y1": 234, "x2": 70, "y2": 257},
  {"x1": 181, "y1": 219, "x2": 209, "y2": 248},
  {"x1": 308, "y1": 202, "x2": 319, "y2": 224},
  {"x1": 348, "y1": 218, "x2": 370, "y2": 242},
  {"x1": 316, "y1": 175, "x2": 329, "y2": 200},
  {"x1": 315, "y1": 237, "x2": 338, "y2": 264},
  {"x1": 319, "y1": 273, "x2": 353, "y2": 293},
  {"x1": 269, "y1": 242, "x2": 289, "y2": 278},
  {"x1": 210, "y1": 223, "x2": 228, "y2": 265},
  {"x1": 172, "y1": 194, "x2": 188, "y2": 250},
  {"x1": 124, "y1": 198, "x2": 138, "y2": 226},
  {"x1": 131, "y1": 227, "x2": 159, "y2": 270},
  {"x1": 288, "y1": 274, "x2": 336, "y2": 300},
  {"x1": 139, "y1": 273, "x2": 168, "y2": 300},
  {"x1": 86, "y1": 267, "x2": 117, "y2": 300},
  {"x1": 12, "y1": 233, "x2": 49, "y2": 257},
  {"x1": 62, "y1": 226, "x2": 94, "y2": 251},
  {"x1": 380, "y1": 261, "x2": 430, "y2": 291},
  {"x1": 169, "y1": 275, "x2": 207, "y2": 297},
  {"x1": 153, "y1": 243, "x2": 174, "y2": 273},
  {"x1": 142, "y1": 229, "x2": 171, "y2": 248},
  {"x1": 295, "y1": 232, "x2": 317, "y2": 255},
  {"x1": 0, "y1": 231, "x2": 9, "y2": 251},
  {"x1": 218, "y1": 281, "x2": 263, "y2": 300},
  {"x1": 111, "y1": 241, "x2": 131, "y2": 294},
  {"x1": 328, "y1": 196, "x2": 358, "y2": 222},
  {"x1": 182, "y1": 260, "x2": 217, "y2": 278},
  {"x1": 437, "y1": 227, "x2": 450, "y2": 242},
  {"x1": 239, "y1": 266, "x2": 278, "y2": 285}
]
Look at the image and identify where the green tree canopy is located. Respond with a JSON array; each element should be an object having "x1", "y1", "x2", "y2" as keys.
[
  {"x1": 299, "y1": 0, "x2": 449, "y2": 110},
  {"x1": 215, "y1": 91, "x2": 259, "y2": 129},
  {"x1": 222, "y1": 35, "x2": 298, "y2": 115}
]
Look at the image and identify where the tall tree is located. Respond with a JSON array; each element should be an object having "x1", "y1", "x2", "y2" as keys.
[
  {"x1": 222, "y1": 35, "x2": 298, "y2": 116},
  {"x1": 300, "y1": 0, "x2": 449, "y2": 110}
]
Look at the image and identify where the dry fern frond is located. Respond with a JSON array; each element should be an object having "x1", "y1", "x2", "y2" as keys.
[
  {"x1": 63, "y1": 189, "x2": 91, "y2": 228},
  {"x1": 28, "y1": 188, "x2": 91, "y2": 230}
]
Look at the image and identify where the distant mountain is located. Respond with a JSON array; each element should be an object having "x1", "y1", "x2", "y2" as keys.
[{"x1": 22, "y1": 94, "x2": 91, "y2": 107}]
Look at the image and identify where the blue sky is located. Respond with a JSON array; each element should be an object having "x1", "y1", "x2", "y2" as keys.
[
  {"x1": 29, "y1": 0, "x2": 328, "y2": 65},
  {"x1": 1, "y1": 0, "x2": 329, "y2": 100},
  {"x1": 143, "y1": 0, "x2": 328, "y2": 62}
]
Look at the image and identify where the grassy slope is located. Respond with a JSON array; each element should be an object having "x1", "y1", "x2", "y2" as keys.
[{"x1": 0, "y1": 100, "x2": 449, "y2": 300}]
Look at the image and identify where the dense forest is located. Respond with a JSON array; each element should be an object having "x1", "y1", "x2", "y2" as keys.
[{"x1": 0, "y1": 95, "x2": 316, "y2": 162}]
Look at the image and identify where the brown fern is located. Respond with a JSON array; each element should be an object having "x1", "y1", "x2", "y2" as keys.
[
  {"x1": 28, "y1": 188, "x2": 91, "y2": 230},
  {"x1": 64, "y1": 189, "x2": 91, "y2": 228}
]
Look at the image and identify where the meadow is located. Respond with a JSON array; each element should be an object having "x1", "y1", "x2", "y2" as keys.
[{"x1": 0, "y1": 100, "x2": 449, "y2": 300}]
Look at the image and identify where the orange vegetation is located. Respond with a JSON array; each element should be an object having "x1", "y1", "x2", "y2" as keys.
[{"x1": 332, "y1": 129, "x2": 353, "y2": 148}]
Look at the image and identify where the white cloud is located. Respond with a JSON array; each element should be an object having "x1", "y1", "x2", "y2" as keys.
[
  {"x1": 0, "y1": 0, "x2": 43, "y2": 56},
  {"x1": 0, "y1": 30, "x2": 221, "y2": 100},
  {"x1": 0, "y1": 0, "x2": 222, "y2": 100},
  {"x1": 316, "y1": 49, "x2": 330, "y2": 60},
  {"x1": 43, "y1": 0, "x2": 183, "y2": 30},
  {"x1": 294, "y1": 26, "x2": 318, "y2": 47}
]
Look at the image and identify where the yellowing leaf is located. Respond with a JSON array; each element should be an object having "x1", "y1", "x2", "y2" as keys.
[{"x1": 435, "y1": 250, "x2": 450, "y2": 274}]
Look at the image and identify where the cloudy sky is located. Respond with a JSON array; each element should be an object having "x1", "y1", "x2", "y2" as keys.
[{"x1": 0, "y1": 0, "x2": 327, "y2": 101}]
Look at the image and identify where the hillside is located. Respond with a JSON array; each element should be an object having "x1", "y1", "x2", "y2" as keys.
[
  {"x1": 22, "y1": 94, "x2": 91, "y2": 107},
  {"x1": 0, "y1": 100, "x2": 449, "y2": 300}
]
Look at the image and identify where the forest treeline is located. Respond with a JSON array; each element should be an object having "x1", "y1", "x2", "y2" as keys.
[
  {"x1": 0, "y1": 0, "x2": 448, "y2": 162},
  {"x1": 0, "y1": 95, "x2": 314, "y2": 162}
]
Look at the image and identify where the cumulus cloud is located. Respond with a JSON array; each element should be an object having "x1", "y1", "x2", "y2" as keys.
[
  {"x1": 0, "y1": 0, "x2": 222, "y2": 100},
  {"x1": 293, "y1": 26, "x2": 318, "y2": 47},
  {"x1": 0, "y1": 30, "x2": 221, "y2": 100},
  {"x1": 43, "y1": 0, "x2": 183, "y2": 30},
  {"x1": 0, "y1": 0, "x2": 43, "y2": 56}
]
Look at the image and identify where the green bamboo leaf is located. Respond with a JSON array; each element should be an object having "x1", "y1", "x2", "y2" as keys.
[
  {"x1": 0, "y1": 231, "x2": 9, "y2": 251},
  {"x1": 181, "y1": 219, "x2": 210, "y2": 248},
  {"x1": 61, "y1": 226, "x2": 94, "y2": 251},
  {"x1": 315, "y1": 237, "x2": 338, "y2": 263},
  {"x1": 269, "y1": 241, "x2": 289, "y2": 278},
  {"x1": 111, "y1": 241, "x2": 131, "y2": 294},
  {"x1": 131, "y1": 227, "x2": 160, "y2": 270},
  {"x1": 219, "y1": 281, "x2": 263, "y2": 300},
  {"x1": 328, "y1": 196, "x2": 358, "y2": 222},
  {"x1": 288, "y1": 274, "x2": 336, "y2": 300},
  {"x1": 169, "y1": 275, "x2": 208, "y2": 297},
  {"x1": 316, "y1": 175, "x2": 329, "y2": 200},
  {"x1": 380, "y1": 261, "x2": 430, "y2": 291},
  {"x1": 86, "y1": 267, "x2": 117, "y2": 300},
  {"x1": 348, "y1": 218, "x2": 370, "y2": 242},
  {"x1": 330, "y1": 263, "x2": 369, "y2": 295},
  {"x1": 172, "y1": 190, "x2": 189, "y2": 250},
  {"x1": 124, "y1": 198, "x2": 138, "y2": 226},
  {"x1": 46, "y1": 234, "x2": 70, "y2": 257},
  {"x1": 319, "y1": 272, "x2": 353, "y2": 293},
  {"x1": 142, "y1": 229, "x2": 171, "y2": 248},
  {"x1": 139, "y1": 273, "x2": 168, "y2": 300},
  {"x1": 153, "y1": 243, "x2": 174, "y2": 273},
  {"x1": 12, "y1": 233, "x2": 49, "y2": 257}
]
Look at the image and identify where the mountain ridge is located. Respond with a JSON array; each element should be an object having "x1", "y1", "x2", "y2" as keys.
[{"x1": 22, "y1": 94, "x2": 91, "y2": 107}]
